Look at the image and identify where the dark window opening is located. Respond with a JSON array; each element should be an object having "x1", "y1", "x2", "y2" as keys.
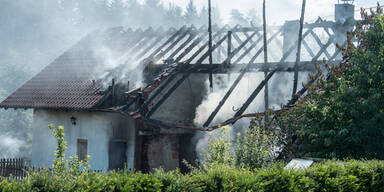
[
  {"x1": 77, "y1": 139, "x2": 88, "y2": 161},
  {"x1": 109, "y1": 140, "x2": 127, "y2": 170}
]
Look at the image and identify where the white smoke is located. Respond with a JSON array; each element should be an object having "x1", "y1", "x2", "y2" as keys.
[
  {"x1": 0, "y1": 135, "x2": 24, "y2": 158},
  {"x1": 90, "y1": 35, "x2": 148, "y2": 91},
  {"x1": 191, "y1": 0, "x2": 340, "y2": 159},
  {"x1": 194, "y1": 73, "x2": 265, "y2": 126},
  {"x1": 193, "y1": 72, "x2": 267, "y2": 161}
]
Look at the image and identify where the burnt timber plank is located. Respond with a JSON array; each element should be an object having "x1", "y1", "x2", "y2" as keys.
[
  {"x1": 221, "y1": 32, "x2": 258, "y2": 64},
  {"x1": 136, "y1": 26, "x2": 230, "y2": 114},
  {"x1": 226, "y1": 31, "x2": 232, "y2": 67},
  {"x1": 232, "y1": 29, "x2": 279, "y2": 65},
  {"x1": 148, "y1": 26, "x2": 187, "y2": 59},
  {"x1": 302, "y1": 38, "x2": 316, "y2": 57},
  {"x1": 118, "y1": 27, "x2": 156, "y2": 61},
  {"x1": 293, "y1": 0, "x2": 306, "y2": 96},
  {"x1": 152, "y1": 26, "x2": 192, "y2": 63},
  {"x1": 203, "y1": 30, "x2": 282, "y2": 127},
  {"x1": 195, "y1": 33, "x2": 230, "y2": 64},
  {"x1": 174, "y1": 26, "x2": 210, "y2": 62},
  {"x1": 232, "y1": 28, "x2": 317, "y2": 118},
  {"x1": 147, "y1": 60, "x2": 340, "y2": 74},
  {"x1": 146, "y1": 26, "x2": 238, "y2": 118},
  {"x1": 135, "y1": 28, "x2": 176, "y2": 59},
  {"x1": 137, "y1": 26, "x2": 186, "y2": 60},
  {"x1": 127, "y1": 27, "x2": 161, "y2": 55},
  {"x1": 262, "y1": 0, "x2": 269, "y2": 111},
  {"x1": 166, "y1": 26, "x2": 203, "y2": 61},
  {"x1": 310, "y1": 30, "x2": 332, "y2": 59},
  {"x1": 185, "y1": 25, "x2": 230, "y2": 64},
  {"x1": 231, "y1": 21, "x2": 335, "y2": 33},
  {"x1": 233, "y1": 34, "x2": 336, "y2": 118},
  {"x1": 240, "y1": 30, "x2": 279, "y2": 61},
  {"x1": 234, "y1": 69, "x2": 276, "y2": 118},
  {"x1": 189, "y1": 61, "x2": 340, "y2": 73}
]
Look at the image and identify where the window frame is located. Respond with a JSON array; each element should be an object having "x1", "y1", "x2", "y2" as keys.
[{"x1": 77, "y1": 138, "x2": 88, "y2": 161}]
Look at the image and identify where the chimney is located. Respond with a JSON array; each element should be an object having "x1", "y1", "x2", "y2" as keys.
[
  {"x1": 335, "y1": 0, "x2": 355, "y2": 24},
  {"x1": 334, "y1": 0, "x2": 355, "y2": 59}
]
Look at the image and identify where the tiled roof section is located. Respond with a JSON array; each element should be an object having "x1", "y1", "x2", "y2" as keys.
[{"x1": 0, "y1": 34, "x2": 106, "y2": 110}]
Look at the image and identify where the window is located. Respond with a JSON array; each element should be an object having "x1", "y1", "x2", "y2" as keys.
[
  {"x1": 77, "y1": 139, "x2": 88, "y2": 161},
  {"x1": 109, "y1": 140, "x2": 127, "y2": 170}
]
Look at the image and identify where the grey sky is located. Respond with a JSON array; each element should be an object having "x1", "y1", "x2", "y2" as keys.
[{"x1": 147, "y1": 0, "x2": 384, "y2": 24}]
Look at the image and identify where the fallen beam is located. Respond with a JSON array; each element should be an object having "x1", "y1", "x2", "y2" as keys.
[{"x1": 146, "y1": 60, "x2": 341, "y2": 74}]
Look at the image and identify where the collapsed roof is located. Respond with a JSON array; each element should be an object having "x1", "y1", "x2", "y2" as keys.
[{"x1": 0, "y1": 20, "x2": 347, "y2": 129}]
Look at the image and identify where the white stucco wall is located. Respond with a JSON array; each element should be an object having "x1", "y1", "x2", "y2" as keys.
[{"x1": 31, "y1": 110, "x2": 135, "y2": 171}]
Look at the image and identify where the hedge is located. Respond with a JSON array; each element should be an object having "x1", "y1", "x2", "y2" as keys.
[{"x1": 1, "y1": 160, "x2": 384, "y2": 192}]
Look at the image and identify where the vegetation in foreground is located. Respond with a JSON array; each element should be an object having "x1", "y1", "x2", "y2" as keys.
[{"x1": 1, "y1": 160, "x2": 384, "y2": 192}]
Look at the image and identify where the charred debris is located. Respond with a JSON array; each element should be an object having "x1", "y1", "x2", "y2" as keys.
[{"x1": 94, "y1": 12, "x2": 354, "y2": 133}]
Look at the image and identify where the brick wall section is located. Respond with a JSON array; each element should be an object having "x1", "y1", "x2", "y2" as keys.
[{"x1": 146, "y1": 135, "x2": 180, "y2": 172}]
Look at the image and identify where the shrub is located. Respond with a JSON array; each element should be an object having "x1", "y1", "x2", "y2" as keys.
[
  {"x1": 296, "y1": 6, "x2": 384, "y2": 159},
  {"x1": 248, "y1": 5, "x2": 384, "y2": 160},
  {"x1": 201, "y1": 126, "x2": 235, "y2": 167},
  {"x1": 236, "y1": 116, "x2": 279, "y2": 169},
  {"x1": 1, "y1": 160, "x2": 384, "y2": 191},
  {"x1": 200, "y1": 123, "x2": 278, "y2": 170}
]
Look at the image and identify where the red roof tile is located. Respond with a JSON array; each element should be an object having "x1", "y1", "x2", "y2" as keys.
[
  {"x1": 0, "y1": 35, "x2": 107, "y2": 110},
  {"x1": 0, "y1": 26, "x2": 175, "y2": 110}
]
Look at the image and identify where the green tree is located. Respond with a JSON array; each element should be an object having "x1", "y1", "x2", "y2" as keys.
[
  {"x1": 48, "y1": 124, "x2": 90, "y2": 174},
  {"x1": 274, "y1": 6, "x2": 384, "y2": 160},
  {"x1": 48, "y1": 125, "x2": 67, "y2": 172}
]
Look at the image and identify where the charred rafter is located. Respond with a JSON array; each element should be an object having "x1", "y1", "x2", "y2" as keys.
[
  {"x1": 99, "y1": 18, "x2": 351, "y2": 131},
  {"x1": 134, "y1": 28, "x2": 176, "y2": 59},
  {"x1": 145, "y1": 26, "x2": 241, "y2": 118},
  {"x1": 233, "y1": 33, "x2": 337, "y2": 118}
]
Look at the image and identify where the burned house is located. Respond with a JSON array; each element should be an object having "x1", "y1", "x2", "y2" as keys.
[
  {"x1": 0, "y1": 27, "x2": 210, "y2": 171},
  {"x1": 0, "y1": 2, "x2": 354, "y2": 172}
]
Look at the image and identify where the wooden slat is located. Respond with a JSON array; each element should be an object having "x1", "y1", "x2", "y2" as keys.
[
  {"x1": 174, "y1": 26, "x2": 209, "y2": 62},
  {"x1": 134, "y1": 28, "x2": 175, "y2": 59},
  {"x1": 203, "y1": 29, "x2": 282, "y2": 127},
  {"x1": 146, "y1": 26, "x2": 239, "y2": 118},
  {"x1": 165, "y1": 26, "x2": 202, "y2": 60},
  {"x1": 302, "y1": 38, "x2": 316, "y2": 57},
  {"x1": 293, "y1": 0, "x2": 307, "y2": 96},
  {"x1": 185, "y1": 25, "x2": 230, "y2": 64},
  {"x1": 310, "y1": 30, "x2": 332, "y2": 59}
]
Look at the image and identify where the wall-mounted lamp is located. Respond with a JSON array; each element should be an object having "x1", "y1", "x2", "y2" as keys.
[{"x1": 70, "y1": 116, "x2": 77, "y2": 125}]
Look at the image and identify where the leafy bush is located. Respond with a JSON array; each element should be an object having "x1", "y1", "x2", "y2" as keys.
[
  {"x1": 248, "y1": 5, "x2": 384, "y2": 160},
  {"x1": 236, "y1": 117, "x2": 279, "y2": 169},
  {"x1": 2, "y1": 160, "x2": 384, "y2": 192},
  {"x1": 200, "y1": 124, "x2": 278, "y2": 170},
  {"x1": 201, "y1": 126, "x2": 235, "y2": 167},
  {"x1": 294, "y1": 6, "x2": 384, "y2": 159}
]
